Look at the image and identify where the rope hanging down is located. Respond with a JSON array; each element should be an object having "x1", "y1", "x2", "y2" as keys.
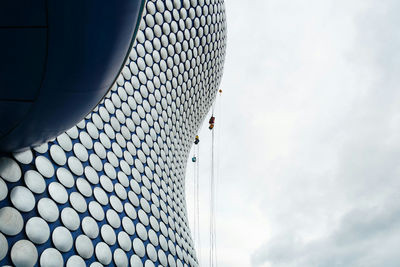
[
  {"x1": 208, "y1": 88, "x2": 222, "y2": 267},
  {"x1": 192, "y1": 137, "x2": 201, "y2": 264}
]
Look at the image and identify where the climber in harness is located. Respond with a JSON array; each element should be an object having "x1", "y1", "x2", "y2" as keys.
[
  {"x1": 209, "y1": 116, "x2": 215, "y2": 130},
  {"x1": 194, "y1": 135, "x2": 200, "y2": 144},
  {"x1": 192, "y1": 156, "x2": 197, "y2": 162}
]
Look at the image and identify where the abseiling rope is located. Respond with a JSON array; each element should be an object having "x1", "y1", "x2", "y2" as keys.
[
  {"x1": 193, "y1": 142, "x2": 201, "y2": 264},
  {"x1": 209, "y1": 98, "x2": 219, "y2": 267}
]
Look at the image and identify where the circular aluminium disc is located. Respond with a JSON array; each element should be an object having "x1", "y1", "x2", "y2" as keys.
[
  {"x1": 85, "y1": 166, "x2": 99, "y2": 184},
  {"x1": 50, "y1": 144, "x2": 67, "y2": 165},
  {"x1": 37, "y1": 198, "x2": 59, "y2": 222},
  {"x1": 0, "y1": 232, "x2": 8, "y2": 261},
  {"x1": 0, "y1": 177, "x2": 8, "y2": 201},
  {"x1": 76, "y1": 178, "x2": 92, "y2": 197},
  {"x1": 52, "y1": 226, "x2": 73, "y2": 252},
  {"x1": 95, "y1": 242, "x2": 112, "y2": 265},
  {"x1": 100, "y1": 175, "x2": 113, "y2": 192},
  {"x1": 124, "y1": 202, "x2": 137, "y2": 219},
  {"x1": 33, "y1": 142, "x2": 48, "y2": 153},
  {"x1": 70, "y1": 192, "x2": 87, "y2": 213},
  {"x1": 82, "y1": 216, "x2": 99, "y2": 239},
  {"x1": 13, "y1": 149, "x2": 33, "y2": 164},
  {"x1": 118, "y1": 231, "x2": 132, "y2": 252},
  {"x1": 10, "y1": 186, "x2": 35, "y2": 212},
  {"x1": 35, "y1": 156, "x2": 54, "y2": 178},
  {"x1": 0, "y1": 157, "x2": 22, "y2": 182},
  {"x1": 110, "y1": 195, "x2": 123, "y2": 213},
  {"x1": 88, "y1": 201, "x2": 105, "y2": 221},
  {"x1": 56, "y1": 167, "x2": 75, "y2": 188},
  {"x1": 75, "y1": 234, "x2": 94, "y2": 259},
  {"x1": 158, "y1": 250, "x2": 167, "y2": 266},
  {"x1": 11, "y1": 240, "x2": 38, "y2": 267},
  {"x1": 68, "y1": 156, "x2": 84, "y2": 176},
  {"x1": 136, "y1": 222, "x2": 148, "y2": 241},
  {"x1": 61, "y1": 207, "x2": 80, "y2": 231},
  {"x1": 101, "y1": 224, "x2": 116, "y2": 246},
  {"x1": 66, "y1": 255, "x2": 86, "y2": 267},
  {"x1": 57, "y1": 133, "x2": 73, "y2": 152},
  {"x1": 130, "y1": 255, "x2": 143, "y2": 267},
  {"x1": 115, "y1": 182, "x2": 128, "y2": 199},
  {"x1": 40, "y1": 248, "x2": 64, "y2": 267},
  {"x1": 132, "y1": 238, "x2": 145, "y2": 257},
  {"x1": 122, "y1": 217, "x2": 135, "y2": 235},
  {"x1": 128, "y1": 191, "x2": 139, "y2": 207},
  {"x1": 90, "y1": 262, "x2": 103, "y2": 267},
  {"x1": 138, "y1": 209, "x2": 150, "y2": 226},
  {"x1": 106, "y1": 209, "x2": 121, "y2": 229},
  {"x1": 94, "y1": 187, "x2": 108, "y2": 205},
  {"x1": 0, "y1": 206, "x2": 23, "y2": 235},
  {"x1": 114, "y1": 248, "x2": 128, "y2": 267},
  {"x1": 24, "y1": 170, "x2": 46, "y2": 194},
  {"x1": 148, "y1": 229, "x2": 159, "y2": 246},
  {"x1": 48, "y1": 182, "x2": 68, "y2": 204},
  {"x1": 146, "y1": 243, "x2": 158, "y2": 262},
  {"x1": 145, "y1": 259, "x2": 156, "y2": 267},
  {"x1": 73, "y1": 143, "x2": 89, "y2": 162},
  {"x1": 25, "y1": 217, "x2": 50, "y2": 244}
]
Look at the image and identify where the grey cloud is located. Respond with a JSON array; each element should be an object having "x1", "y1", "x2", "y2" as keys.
[{"x1": 252, "y1": 197, "x2": 400, "y2": 267}]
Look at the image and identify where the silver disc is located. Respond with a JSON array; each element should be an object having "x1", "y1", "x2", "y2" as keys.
[
  {"x1": 37, "y1": 198, "x2": 59, "y2": 222},
  {"x1": 118, "y1": 231, "x2": 132, "y2": 252},
  {"x1": 76, "y1": 178, "x2": 92, "y2": 197},
  {"x1": 75, "y1": 234, "x2": 94, "y2": 259},
  {"x1": 93, "y1": 187, "x2": 108, "y2": 205},
  {"x1": 69, "y1": 191, "x2": 87, "y2": 213},
  {"x1": 82, "y1": 216, "x2": 99, "y2": 239},
  {"x1": 106, "y1": 209, "x2": 121, "y2": 229},
  {"x1": 56, "y1": 167, "x2": 75, "y2": 188},
  {"x1": 66, "y1": 255, "x2": 86, "y2": 267},
  {"x1": 61, "y1": 207, "x2": 80, "y2": 231},
  {"x1": 40, "y1": 248, "x2": 64, "y2": 267},
  {"x1": 35, "y1": 156, "x2": 54, "y2": 178},
  {"x1": 48, "y1": 182, "x2": 68, "y2": 204},
  {"x1": 50, "y1": 144, "x2": 67, "y2": 166},
  {"x1": 110, "y1": 195, "x2": 123, "y2": 213},
  {"x1": 0, "y1": 206, "x2": 23, "y2": 235},
  {"x1": 25, "y1": 217, "x2": 50, "y2": 244},
  {"x1": 10, "y1": 186, "x2": 35, "y2": 212},
  {"x1": 95, "y1": 242, "x2": 112, "y2": 265},
  {"x1": 113, "y1": 248, "x2": 128, "y2": 267},
  {"x1": 136, "y1": 222, "x2": 148, "y2": 241},
  {"x1": 0, "y1": 157, "x2": 22, "y2": 182},
  {"x1": 0, "y1": 177, "x2": 8, "y2": 201},
  {"x1": 0, "y1": 232, "x2": 8, "y2": 261},
  {"x1": 122, "y1": 217, "x2": 135, "y2": 235},
  {"x1": 24, "y1": 170, "x2": 46, "y2": 194},
  {"x1": 130, "y1": 255, "x2": 143, "y2": 267},
  {"x1": 88, "y1": 201, "x2": 105, "y2": 221},
  {"x1": 12, "y1": 149, "x2": 33, "y2": 164},
  {"x1": 52, "y1": 226, "x2": 73, "y2": 252},
  {"x1": 100, "y1": 224, "x2": 116, "y2": 246},
  {"x1": 133, "y1": 237, "x2": 145, "y2": 257},
  {"x1": 11, "y1": 239, "x2": 38, "y2": 267}
]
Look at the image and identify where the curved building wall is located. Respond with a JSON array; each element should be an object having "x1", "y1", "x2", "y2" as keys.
[{"x1": 0, "y1": 0, "x2": 226, "y2": 266}]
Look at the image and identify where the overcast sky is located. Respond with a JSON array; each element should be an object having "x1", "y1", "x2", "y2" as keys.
[{"x1": 186, "y1": 0, "x2": 400, "y2": 266}]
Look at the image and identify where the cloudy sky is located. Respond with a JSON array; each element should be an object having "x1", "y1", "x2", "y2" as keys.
[{"x1": 185, "y1": 0, "x2": 400, "y2": 266}]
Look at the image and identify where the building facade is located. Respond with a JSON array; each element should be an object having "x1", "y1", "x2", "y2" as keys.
[{"x1": 0, "y1": 0, "x2": 226, "y2": 266}]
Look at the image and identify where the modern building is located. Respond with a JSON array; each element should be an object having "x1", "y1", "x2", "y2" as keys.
[{"x1": 0, "y1": 0, "x2": 226, "y2": 266}]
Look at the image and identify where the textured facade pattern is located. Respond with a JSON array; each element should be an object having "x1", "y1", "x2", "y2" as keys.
[{"x1": 0, "y1": 0, "x2": 226, "y2": 266}]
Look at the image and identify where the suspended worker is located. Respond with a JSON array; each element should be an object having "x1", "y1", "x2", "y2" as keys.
[
  {"x1": 194, "y1": 135, "x2": 200, "y2": 145},
  {"x1": 209, "y1": 116, "x2": 215, "y2": 130},
  {"x1": 192, "y1": 156, "x2": 197, "y2": 162}
]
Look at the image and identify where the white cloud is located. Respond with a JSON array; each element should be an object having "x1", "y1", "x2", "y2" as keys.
[{"x1": 185, "y1": 0, "x2": 400, "y2": 266}]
